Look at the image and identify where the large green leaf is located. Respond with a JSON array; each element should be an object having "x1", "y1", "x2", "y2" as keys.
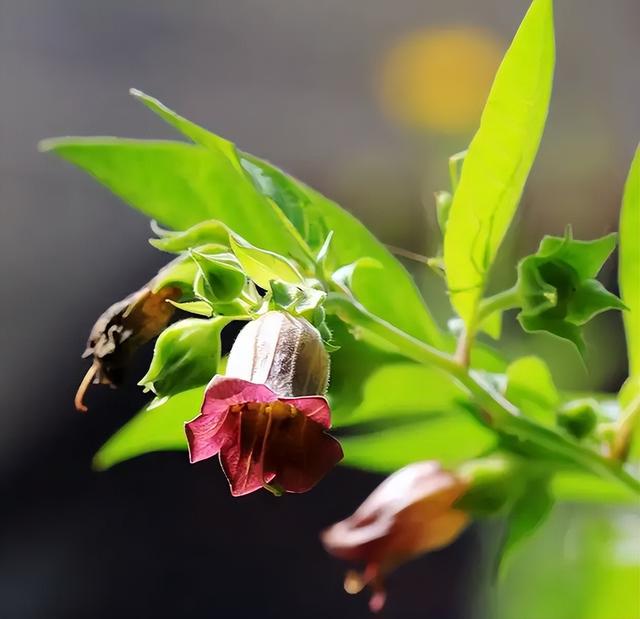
[
  {"x1": 125, "y1": 90, "x2": 445, "y2": 346},
  {"x1": 620, "y1": 146, "x2": 640, "y2": 377},
  {"x1": 93, "y1": 386, "x2": 204, "y2": 470},
  {"x1": 38, "y1": 137, "x2": 300, "y2": 259},
  {"x1": 444, "y1": 0, "x2": 555, "y2": 328}
]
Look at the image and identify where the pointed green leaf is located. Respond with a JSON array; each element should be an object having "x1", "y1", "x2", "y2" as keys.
[
  {"x1": 39, "y1": 137, "x2": 301, "y2": 258},
  {"x1": 444, "y1": 0, "x2": 555, "y2": 327},
  {"x1": 93, "y1": 386, "x2": 204, "y2": 470},
  {"x1": 620, "y1": 146, "x2": 640, "y2": 376}
]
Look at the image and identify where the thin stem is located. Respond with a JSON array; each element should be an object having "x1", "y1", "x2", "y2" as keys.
[
  {"x1": 611, "y1": 393, "x2": 640, "y2": 461},
  {"x1": 325, "y1": 294, "x2": 640, "y2": 495},
  {"x1": 478, "y1": 286, "x2": 521, "y2": 321}
]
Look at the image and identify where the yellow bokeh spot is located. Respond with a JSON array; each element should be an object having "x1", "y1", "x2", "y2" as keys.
[{"x1": 378, "y1": 27, "x2": 504, "y2": 134}]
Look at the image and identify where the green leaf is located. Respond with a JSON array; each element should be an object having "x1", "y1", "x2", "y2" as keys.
[
  {"x1": 551, "y1": 471, "x2": 639, "y2": 504},
  {"x1": 620, "y1": 146, "x2": 640, "y2": 377},
  {"x1": 321, "y1": 318, "x2": 499, "y2": 472},
  {"x1": 443, "y1": 0, "x2": 555, "y2": 328},
  {"x1": 190, "y1": 250, "x2": 247, "y2": 304},
  {"x1": 331, "y1": 257, "x2": 382, "y2": 295},
  {"x1": 130, "y1": 89, "x2": 315, "y2": 261},
  {"x1": 139, "y1": 317, "x2": 227, "y2": 397},
  {"x1": 150, "y1": 220, "x2": 230, "y2": 253},
  {"x1": 505, "y1": 356, "x2": 559, "y2": 426},
  {"x1": 93, "y1": 386, "x2": 204, "y2": 470},
  {"x1": 229, "y1": 235, "x2": 303, "y2": 289},
  {"x1": 86, "y1": 89, "x2": 445, "y2": 345},
  {"x1": 499, "y1": 480, "x2": 554, "y2": 573},
  {"x1": 38, "y1": 137, "x2": 301, "y2": 259}
]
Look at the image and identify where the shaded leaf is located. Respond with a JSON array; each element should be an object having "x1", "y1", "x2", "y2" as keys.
[{"x1": 505, "y1": 356, "x2": 559, "y2": 426}]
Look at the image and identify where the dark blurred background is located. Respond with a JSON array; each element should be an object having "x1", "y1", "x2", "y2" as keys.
[{"x1": 1, "y1": 1, "x2": 639, "y2": 618}]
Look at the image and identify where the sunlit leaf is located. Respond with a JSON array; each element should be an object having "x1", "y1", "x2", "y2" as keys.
[
  {"x1": 93, "y1": 387, "x2": 204, "y2": 470},
  {"x1": 444, "y1": 0, "x2": 555, "y2": 327},
  {"x1": 620, "y1": 146, "x2": 640, "y2": 376},
  {"x1": 38, "y1": 137, "x2": 301, "y2": 259}
]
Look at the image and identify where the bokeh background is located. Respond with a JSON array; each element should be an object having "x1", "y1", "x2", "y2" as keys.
[{"x1": 1, "y1": 1, "x2": 639, "y2": 618}]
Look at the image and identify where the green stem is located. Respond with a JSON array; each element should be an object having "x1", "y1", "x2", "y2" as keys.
[
  {"x1": 478, "y1": 285, "x2": 521, "y2": 321},
  {"x1": 612, "y1": 393, "x2": 640, "y2": 461},
  {"x1": 326, "y1": 294, "x2": 640, "y2": 495}
]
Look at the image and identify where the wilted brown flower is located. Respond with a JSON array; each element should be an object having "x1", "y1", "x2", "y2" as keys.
[
  {"x1": 321, "y1": 461, "x2": 469, "y2": 612},
  {"x1": 74, "y1": 284, "x2": 181, "y2": 412}
]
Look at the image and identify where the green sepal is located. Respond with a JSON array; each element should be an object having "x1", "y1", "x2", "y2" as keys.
[
  {"x1": 456, "y1": 454, "x2": 524, "y2": 517},
  {"x1": 190, "y1": 249, "x2": 247, "y2": 303},
  {"x1": 150, "y1": 219, "x2": 230, "y2": 253},
  {"x1": 152, "y1": 256, "x2": 198, "y2": 293},
  {"x1": 229, "y1": 235, "x2": 303, "y2": 290},
  {"x1": 516, "y1": 228, "x2": 624, "y2": 356},
  {"x1": 138, "y1": 317, "x2": 228, "y2": 396},
  {"x1": 557, "y1": 398, "x2": 600, "y2": 439},
  {"x1": 167, "y1": 299, "x2": 213, "y2": 317}
]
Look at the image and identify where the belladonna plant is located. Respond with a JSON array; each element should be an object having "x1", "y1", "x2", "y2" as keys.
[{"x1": 42, "y1": 0, "x2": 640, "y2": 613}]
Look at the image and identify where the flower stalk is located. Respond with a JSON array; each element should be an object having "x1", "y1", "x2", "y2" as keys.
[{"x1": 325, "y1": 293, "x2": 640, "y2": 495}]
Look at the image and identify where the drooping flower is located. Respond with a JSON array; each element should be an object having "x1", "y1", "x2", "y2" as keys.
[
  {"x1": 75, "y1": 283, "x2": 181, "y2": 412},
  {"x1": 186, "y1": 311, "x2": 342, "y2": 496},
  {"x1": 321, "y1": 461, "x2": 469, "y2": 612}
]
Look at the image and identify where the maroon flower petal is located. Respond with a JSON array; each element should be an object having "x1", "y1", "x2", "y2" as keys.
[
  {"x1": 185, "y1": 376, "x2": 278, "y2": 464},
  {"x1": 203, "y1": 376, "x2": 277, "y2": 414},
  {"x1": 281, "y1": 395, "x2": 332, "y2": 428},
  {"x1": 266, "y1": 416, "x2": 343, "y2": 492},
  {"x1": 185, "y1": 411, "x2": 235, "y2": 464}
]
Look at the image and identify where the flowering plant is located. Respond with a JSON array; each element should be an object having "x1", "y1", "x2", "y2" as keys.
[{"x1": 41, "y1": 0, "x2": 639, "y2": 612}]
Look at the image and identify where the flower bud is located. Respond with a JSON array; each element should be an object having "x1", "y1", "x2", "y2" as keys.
[
  {"x1": 225, "y1": 310, "x2": 329, "y2": 397},
  {"x1": 557, "y1": 398, "x2": 599, "y2": 439}
]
